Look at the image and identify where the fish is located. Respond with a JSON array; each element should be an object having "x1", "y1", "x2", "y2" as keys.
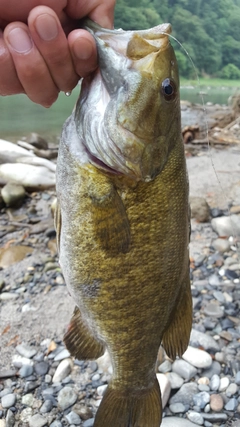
[{"x1": 55, "y1": 20, "x2": 192, "y2": 427}]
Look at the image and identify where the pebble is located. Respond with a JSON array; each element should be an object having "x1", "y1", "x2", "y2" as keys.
[
  {"x1": 1, "y1": 393, "x2": 16, "y2": 409},
  {"x1": 211, "y1": 214, "x2": 240, "y2": 237},
  {"x1": 57, "y1": 386, "x2": 77, "y2": 410},
  {"x1": 34, "y1": 361, "x2": 49, "y2": 376},
  {"x1": 158, "y1": 360, "x2": 172, "y2": 373},
  {"x1": 212, "y1": 238, "x2": 231, "y2": 252},
  {"x1": 218, "y1": 376, "x2": 230, "y2": 391},
  {"x1": 226, "y1": 382, "x2": 238, "y2": 396},
  {"x1": 82, "y1": 419, "x2": 94, "y2": 427},
  {"x1": 190, "y1": 329, "x2": 220, "y2": 352},
  {"x1": 172, "y1": 359, "x2": 197, "y2": 380},
  {"x1": 161, "y1": 417, "x2": 199, "y2": 427},
  {"x1": 50, "y1": 422, "x2": 63, "y2": 427},
  {"x1": 29, "y1": 414, "x2": 48, "y2": 427},
  {"x1": 22, "y1": 393, "x2": 35, "y2": 407},
  {"x1": 182, "y1": 346, "x2": 212, "y2": 369},
  {"x1": 202, "y1": 361, "x2": 221, "y2": 379},
  {"x1": 40, "y1": 399, "x2": 53, "y2": 413},
  {"x1": 5, "y1": 409, "x2": 15, "y2": 427},
  {"x1": 210, "y1": 394, "x2": 224, "y2": 411},
  {"x1": 193, "y1": 391, "x2": 210, "y2": 409},
  {"x1": 65, "y1": 411, "x2": 81, "y2": 425},
  {"x1": 157, "y1": 374, "x2": 171, "y2": 409},
  {"x1": 19, "y1": 364, "x2": 34, "y2": 378},
  {"x1": 16, "y1": 343, "x2": 37, "y2": 359},
  {"x1": 224, "y1": 397, "x2": 238, "y2": 411},
  {"x1": 203, "y1": 302, "x2": 224, "y2": 318},
  {"x1": 166, "y1": 372, "x2": 184, "y2": 389},
  {"x1": 54, "y1": 349, "x2": 70, "y2": 361},
  {"x1": 210, "y1": 374, "x2": 220, "y2": 391},
  {"x1": 235, "y1": 371, "x2": 240, "y2": 385},
  {"x1": 187, "y1": 411, "x2": 204, "y2": 425},
  {"x1": 169, "y1": 383, "x2": 198, "y2": 406},
  {"x1": 169, "y1": 403, "x2": 186, "y2": 413},
  {"x1": 52, "y1": 358, "x2": 72, "y2": 383}
]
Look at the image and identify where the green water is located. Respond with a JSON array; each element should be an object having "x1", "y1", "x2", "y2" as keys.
[{"x1": 0, "y1": 85, "x2": 239, "y2": 142}]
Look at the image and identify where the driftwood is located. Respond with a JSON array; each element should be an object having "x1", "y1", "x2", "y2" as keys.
[{"x1": 17, "y1": 140, "x2": 58, "y2": 159}]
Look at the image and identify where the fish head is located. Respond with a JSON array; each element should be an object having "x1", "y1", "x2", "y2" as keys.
[{"x1": 75, "y1": 22, "x2": 181, "y2": 182}]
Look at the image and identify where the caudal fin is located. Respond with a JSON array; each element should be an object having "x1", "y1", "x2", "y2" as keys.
[{"x1": 94, "y1": 377, "x2": 161, "y2": 427}]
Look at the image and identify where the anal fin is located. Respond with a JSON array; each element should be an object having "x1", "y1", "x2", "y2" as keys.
[
  {"x1": 162, "y1": 275, "x2": 192, "y2": 360},
  {"x1": 64, "y1": 306, "x2": 105, "y2": 360}
]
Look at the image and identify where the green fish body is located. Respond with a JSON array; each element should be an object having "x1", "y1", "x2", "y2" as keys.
[{"x1": 56, "y1": 21, "x2": 192, "y2": 427}]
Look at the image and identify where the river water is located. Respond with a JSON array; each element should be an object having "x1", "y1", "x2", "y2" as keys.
[{"x1": 0, "y1": 84, "x2": 238, "y2": 142}]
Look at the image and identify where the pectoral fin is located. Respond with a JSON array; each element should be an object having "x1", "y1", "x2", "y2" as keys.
[
  {"x1": 87, "y1": 169, "x2": 131, "y2": 255},
  {"x1": 162, "y1": 274, "x2": 192, "y2": 360},
  {"x1": 64, "y1": 306, "x2": 105, "y2": 360}
]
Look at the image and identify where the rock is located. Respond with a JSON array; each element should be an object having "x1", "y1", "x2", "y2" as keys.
[
  {"x1": 161, "y1": 417, "x2": 199, "y2": 427},
  {"x1": 0, "y1": 139, "x2": 34, "y2": 163},
  {"x1": 203, "y1": 302, "x2": 224, "y2": 318},
  {"x1": 190, "y1": 197, "x2": 210, "y2": 222},
  {"x1": 0, "y1": 246, "x2": 33, "y2": 269},
  {"x1": 22, "y1": 394, "x2": 35, "y2": 407},
  {"x1": 224, "y1": 397, "x2": 238, "y2": 411},
  {"x1": 210, "y1": 394, "x2": 224, "y2": 411},
  {"x1": 202, "y1": 361, "x2": 221, "y2": 379},
  {"x1": 1, "y1": 393, "x2": 16, "y2": 409},
  {"x1": 157, "y1": 374, "x2": 171, "y2": 409},
  {"x1": 0, "y1": 421, "x2": 6, "y2": 427},
  {"x1": 82, "y1": 419, "x2": 94, "y2": 427},
  {"x1": 158, "y1": 360, "x2": 172, "y2": 373},
  {"x1": 0, "y1": 163, "x2": 55, "y2": 190},
  {"x1": 40, "y1": 399, "x2": 53, "y2": 413},
  {"x1": 16, "y1": 343, "x2": 37, "y2": 359},
  {"x1": 50, "y1": 422, "x2": 63, "y2": 427},
  {"x1": 20, "y1": 407, "x2": 33, "y2": 423},
  {"x1": 97, "y1": 384, "x2": 108, "y2": 396},
  {"x1": 19, "y1": 364, "x2": 34, "y2": 378},
  {"x1": 57, "y1": 386, "x2": 77, "y2": 410},
  {"x1": 34, "y1": 361, "x2": 49, "y2": 376},
  {"x1": 16, "y1": 155, "x2": 56, "y2": 172},
  {"x1": 210, "y1": 374, "x2": 220, "y2": 391},
  {"x1": 53, "y1": 358, "x2": 72, "y2": 383},
  {"x1": 0, "y1": 292, "x2": 18, "y2": 300},
  {"x1": 5, "y1": 409, "x2": 15, "y2": 427},
  {"x1": 211, "y1": 214, "x2": 240, "y2": 237},
  {"x1": 29, "y1": 414, "x2": 48, "y2": 427},
  {"x1": 190, "y1": 329, "x2": 220, "y2": 352},
  {"x1": 226, "y1": 383, "x2": 238, "y2": 396},
  {"x1": 182, "y1": 346, "x2": 212, "y2": 369},
  {"x1": 219, "y1": 376, "x2": 230, "y2": 391},
  {"x1": 166, "y1": 372, "x2": 184, "y2": 389},
  {"x1": 1, "y1": 182, "x2": 25, "y2": 207},
  {"x1": 54, "y1": 349, "x2": 70, "y2": 361},
  {"x1": 202, "y1": 413, "x2": 227, "y2": 422},
  {"x1": 172, "y1": 359, "x2": 197, "y2": 380},
  {"x1": 26, "y1": 133, "x2": 48, "y2": 150},
  {"x1": 187, "y1": 411, "x2": 204, "y2": 425},
  {"x1": 235, "y1": 371, "x2": 240, "y2": 385},
  {"x1": 212, "y1": 238, "x2": 231, "y2": 253},
  {"x1": 65, "y1": 411, "x2": 81, "y2": 425},
  {"x1": 192, "y1": 391, "x2": 210, "y2": 409},
  {"x1": 169, "y1": 382, "x2": 198, "y2": 406},
  {"x1": 169, "y1": 403, "x2": 186, "y2": 413}
]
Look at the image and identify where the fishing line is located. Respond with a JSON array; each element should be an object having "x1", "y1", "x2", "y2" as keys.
[{"x1": 161, "y1": 31, "x2": 239, "y2": 254}]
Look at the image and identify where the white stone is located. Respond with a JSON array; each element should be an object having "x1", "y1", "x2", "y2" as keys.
[
  {"x1": 211, "y1": 215, "x2": 240, "y2": 237},
  {"x1": 12, "y1": 354, "x2": 34, "y2": 367},
  {"x1": 157, "y1": 374, "x2": 171, "y2": 409},
  {"x1": 182, "y1": 346, "x2": 212, "y2": 369},
  {"x1": 0, "y1": 163, "x2": 55, "y2": 189},
  {"x1": 20, "y1": 408, "x2": 33, "y2": 423},
  {"x1": 29, "y1": 414, "x2": 48, "y2": 427},
  {"x1": 219, "y1": 376, "x2": 230, "y2": 391},
  {"x1": 97, "y1": 384, "x2": 108, "y2": 396},
  {"x1": 57, "y1": 386, "x2": 77, "y2": 410},
  {"x1": 166, "y1": 372, "x2": 184, "y2": 389},
  {"x1": 52, "y1": 358, "x2": 72, "y2": 383},
  {"x1": 1, "y1": 393, "x2": 16, "y2": 409},
  {"x1": 0, "y1": 420, "x2": 6, "y2": 427},
  {"x1": 187, "y1": 411, "x2": 204, "y2": 425},
  {"x1": 161, "y1": 416, "x2": 199, "y2": 427}
]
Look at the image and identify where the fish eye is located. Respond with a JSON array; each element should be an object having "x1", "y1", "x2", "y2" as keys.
[{"x1": 161, "y1": 78, "x2": 177, "y2": 101}]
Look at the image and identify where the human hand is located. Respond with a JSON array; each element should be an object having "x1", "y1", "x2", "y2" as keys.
[{"x1": 0, "y1": 0, "x2": 115, "y2": 107}]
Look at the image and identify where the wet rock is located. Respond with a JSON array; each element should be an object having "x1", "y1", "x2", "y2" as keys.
[
  {"x1": 190, "y1": 197, "x2": 210, "y2": 222},
  {"x1": 1, "y1": 182, "x2": 25, "y2": 207},
  {"x1": 182, "y1": 346, "x2": 212, "y2": 369}
]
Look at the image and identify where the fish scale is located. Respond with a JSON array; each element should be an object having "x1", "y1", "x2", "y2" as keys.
[{"x1": 56, "y1": 20, "x2": 192, "y2": 427}]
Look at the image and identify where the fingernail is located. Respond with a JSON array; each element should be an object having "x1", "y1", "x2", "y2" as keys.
[
  {"x1": 7, "y1": 28, "x2": 33, "y2": 53},
  {"x1": 35, "y1": 14, "x2": 58, "y2": 41},
  {"x1": 73, "y1": 38, "x2": 93, "y2": 60}
]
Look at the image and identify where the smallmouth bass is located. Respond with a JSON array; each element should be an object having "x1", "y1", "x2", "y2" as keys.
[{"x1": 55, "y1": 21, "x2": 192, "y2": 427}]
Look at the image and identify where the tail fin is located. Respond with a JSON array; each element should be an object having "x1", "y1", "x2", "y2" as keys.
[{"x1": 94, "y1": 377, "x2": 161, "y2": 427}]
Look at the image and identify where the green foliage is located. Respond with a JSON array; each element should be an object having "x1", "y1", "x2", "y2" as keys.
[
  {"x1": 114, "y1": 0, "x2": 240, "y2": 78},
  {"x1": 218, "y1": 64, "x2": 240, "y2": 79}
]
